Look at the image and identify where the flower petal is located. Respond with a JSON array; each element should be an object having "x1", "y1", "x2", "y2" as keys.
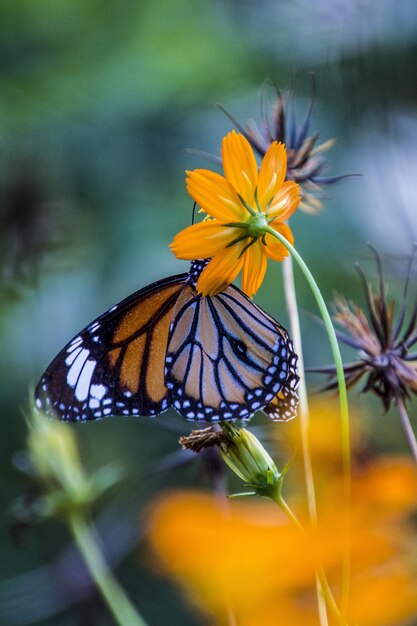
[
  {"x1": 241, "y1": 241, "x2": 268, "y2": 299},
  {"x1": 264, "y1": 223, "x2": 294, "y2": 262},
  {"x1": 186, "y1": 169, "x2": 245, "y2": 222},
  {"x1": 170, "y1": 221, "x2": 241, "y2": 259},
  {"x1": 268, "y1": 181, "x2": 300, "y2": 221},
  {"x1": 196, "y1": 243, "x2": 245, "y2": 296},
  {"x1": 222, "y1": 131, "x2": 258, "y2": 206},
  {"x1": 257, "y1": 142, "x2": 287, "y2": 208}
]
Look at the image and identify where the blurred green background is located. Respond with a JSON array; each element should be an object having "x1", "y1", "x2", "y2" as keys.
[{"x1": 1, "y1": 1, "x2": 417, "y2": 624}]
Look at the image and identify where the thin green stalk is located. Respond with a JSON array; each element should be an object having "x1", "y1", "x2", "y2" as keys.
[
  {"x1": 274, "y1": 495, "x2": 347, "y2": 626},
  {"x1": 282, "y1": 257, "x2": 328, "y2": 626},
  {"x1": 266, "y1": 226, "x2": 351, "y2": 616},
  {"x1": 282, "y1": 257, "x2": 317, "y2": 519},
  {"x1": 68, "y1": 512, "x2": 148, "y2": 626},
  {"x1": 276, "y1": 494, "x2": 303, "y2": 531}
]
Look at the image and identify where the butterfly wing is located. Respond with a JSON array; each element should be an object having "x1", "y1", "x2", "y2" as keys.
[
  {"x1": 165, "y1": 284, "x2": 298, "y2": 421},
  {"x1": 262, "y1": 365, "x2": 299, "y2": 421},
  {"x1": 35, "y1": 274, "x2": 188, "y2": 421}
]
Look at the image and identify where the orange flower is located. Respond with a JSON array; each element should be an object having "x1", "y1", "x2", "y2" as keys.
[
  {"x1": 147, "y1": 492, "x2": 321, "y2": 625},
  {"x1": 170, "y1": 130, "x2": 300, "y2": 297},
  {"x1": 147, "y1": 459, "x2": 417, "y2": 626}
]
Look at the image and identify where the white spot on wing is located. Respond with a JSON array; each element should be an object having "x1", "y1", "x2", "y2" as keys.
[
  {"x1": 75, "y1": 359, "x2": 97, "y2": 401},
  {"x1": 68, "y1": 336, "x2": 83, "y2": 350},
  {"x1": 65, "y1": 346, "x2": 83, "y2": 366},
  {"x1": 67, "y1": 349, "x2": 90, "y2": 387},
  {"x1": 90, "y1": 384, "x2": 107, "y2": 400}
]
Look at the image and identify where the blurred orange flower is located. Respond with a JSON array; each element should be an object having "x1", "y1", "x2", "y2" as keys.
[
  {"x1": 148, "y1": 492, "x2": 320, "y2": 625},
  {"x1": 281, "y1": 398, "x2": 365, "y2": 498},
  {"x1": 170, "y1": 130, "x2": 300, "y2": 297},
  {"x1": 147, "y1": 456, "x2": 417, "y2": 626}
]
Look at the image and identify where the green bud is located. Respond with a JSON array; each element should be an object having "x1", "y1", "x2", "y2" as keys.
[
  {"x1": 27, "y1": 408, "x2": 86, "y2": 495},
  {"x1": 219, "y1": 423, "x2": 283, "y2": 501},
  {"x1": 26, "y1": 406, "x2": 122, "y2": 517}
]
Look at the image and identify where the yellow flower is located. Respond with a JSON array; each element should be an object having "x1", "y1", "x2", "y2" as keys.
[{"x1": 170, "y1": 130, "x2": 300, "y2": 297}]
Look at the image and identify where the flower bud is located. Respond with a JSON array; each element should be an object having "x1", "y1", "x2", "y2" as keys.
[
  {"x1": 219, "y1": 423, "x2": 283, "y2": 501},
  {"x1": 28, "y1": 408, "x2": 86, "y2": 494},
  {"x1": 23, "y1": 405, "x2": 122, "y2": 522}
]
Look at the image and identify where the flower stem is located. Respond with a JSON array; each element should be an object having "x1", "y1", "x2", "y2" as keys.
[
  {"x1": 68, "y1": 512, "x2": 148, "y2": 626},
  {"x1": 274, "y1": 496, "x2": 347, "y2": 625},
  {"x1": 282, "y1": 257, "x2": 328, "y2": 626},
  {"x1": 282, "y1": 258, "x2": 316, "y2": 517},
  {"x1": 396, "y1": 394, "x2": 417, "y2": 463},
  {"x1": 266, "y1": 226, "x2": 351, "y2": 615},
  {"x1": 276, "y1": 494, "x2": 303, "y2": 530}
]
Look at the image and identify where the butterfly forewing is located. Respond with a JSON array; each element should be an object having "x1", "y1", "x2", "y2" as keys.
[
  {"x1": 165, "y1": 284, "x2": 297, "y2": 421},
  {"x1": 35, "y1": 274, "x2": 188, "y2": 421}
]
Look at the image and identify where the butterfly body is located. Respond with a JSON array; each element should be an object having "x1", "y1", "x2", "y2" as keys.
[{"x1": 35, "y1": 260, "x2": 298, "y2": 422}]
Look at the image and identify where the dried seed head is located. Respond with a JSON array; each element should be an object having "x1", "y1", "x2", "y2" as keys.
[{"x1": 314, "y1": 246, "x2": 417, "y2": 411}]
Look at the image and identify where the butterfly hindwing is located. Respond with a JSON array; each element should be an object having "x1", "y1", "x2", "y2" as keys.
[
  {"x1": 35, "y1": 274, "x2": 188, "y2": 421},
  {"x1": 165, "y1": 283, "x2": 297, "y2": 421},
  {"x1": 262, "y1": 349, "x2": 299, "y2": 421}
]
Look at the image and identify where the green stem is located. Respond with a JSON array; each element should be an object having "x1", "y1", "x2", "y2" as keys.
[
  {"x1": 317, "y1": 565, "x2": 348, "y2": 626},
  {"x1": 275, "y1": 496, "x2": 347, "y2": 626},
  {"x1": 282, "y1": 257, "x2": 328, "y2": 626},
  {"x1": 68, "y1": 512, "x2": 148, "y2": 626},
  {"x1": 276, "y1": 494, "x2": 303, "y2": 530},
  {"x1": 282, "y1": 258, "x2": 317, "y2": 519},
  {"x1": 266, "y1": 226, "x2": 351, "y2": 616}
]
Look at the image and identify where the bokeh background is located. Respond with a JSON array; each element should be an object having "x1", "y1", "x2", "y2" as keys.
[{"x1": 1, "y1": 1, "x2": 417, "y2": 624}]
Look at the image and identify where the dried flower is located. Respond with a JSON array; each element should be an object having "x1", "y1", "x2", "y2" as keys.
[
  {"x1": 218, "y1": 79, "x2": 350, "y2": 214},
  {"x1": 314, "y1": 247, "x2": 417, "y2": 412}
]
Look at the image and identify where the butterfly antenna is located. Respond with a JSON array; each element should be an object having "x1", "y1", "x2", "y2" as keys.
[{"x1": 191, "y1": 201, "x2": 197, "y2": 225}]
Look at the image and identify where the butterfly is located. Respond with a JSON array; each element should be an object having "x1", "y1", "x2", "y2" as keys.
[{"x1": 35, "y1": 259, "x2": 299, "y2": 423}]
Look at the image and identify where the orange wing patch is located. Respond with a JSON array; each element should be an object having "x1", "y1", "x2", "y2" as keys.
[
  {"x1": 146, "y1": 309, "x2": 173, "y2": 403},
  {"x1": 107, "y1": 280, "x2": 186, "y2": 407},
  {"x1": 119, "y1": 334, "x2": 146, "y2": 394},
  {"x1": 108, "y1": 347, "x2": 122, "y2": 368},
  {"x1": 112, "y1": 285, "x2": 183, "y2": 343}
]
